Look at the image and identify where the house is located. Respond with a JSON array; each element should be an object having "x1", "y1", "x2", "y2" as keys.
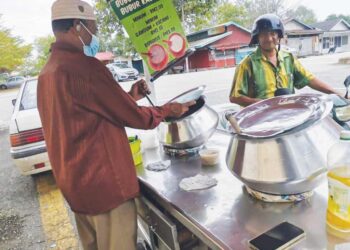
[
  {"x1": 311, "y1": 19, "x2": 350, "y2": 54},
  {"x1": 186, "y1": 22, "x2": 251, "y2": 70},
  {"x1": 282, "y1": 18, "x2": 323, "y2": 57}
]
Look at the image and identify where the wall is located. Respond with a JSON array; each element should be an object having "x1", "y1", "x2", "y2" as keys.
[
  {"x1": 213, "y1": 25, "x2": 251, "y2": 48},
  {"x1": 188, "y1": 25, "x2": 251, "y2": 69},
  {"x1": 286, "y1": 36, "x2": 315, "y2": 56},
  {"x1": 188, "y1": 50, "x2": 211, "y2": 69},
  {"x1": 318, "y1": 31, "x2": 350, "y2": 54},
  {"x1": 331, "y1": 22, "x2": 349, "y2": 31}
]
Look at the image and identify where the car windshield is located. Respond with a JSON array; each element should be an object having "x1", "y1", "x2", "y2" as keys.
[{"x1": 20, "y1": 79, "x2": 37, "y2": 110}]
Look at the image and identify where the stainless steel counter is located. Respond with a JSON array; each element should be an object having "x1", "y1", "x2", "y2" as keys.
[{"x1": 136, "y1": 131, "x2": 348, "y2": 250}]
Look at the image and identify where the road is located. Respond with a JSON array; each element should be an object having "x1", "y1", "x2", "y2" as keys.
[{"x1": 0, "y1": 51, "x2": 350, "y2": 249}]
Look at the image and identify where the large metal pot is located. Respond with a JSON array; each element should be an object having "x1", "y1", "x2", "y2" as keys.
[
  {"x1": 225, "y1": 94, "x2": 342, "y2": 195},
  {"x1": 158, "y1": 96, "x2": 219, "y2": 149}
]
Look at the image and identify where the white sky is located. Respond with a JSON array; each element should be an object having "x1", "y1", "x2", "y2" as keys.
[{"x1": 0, "y1": 0, "x2": 349, "y2": 44}]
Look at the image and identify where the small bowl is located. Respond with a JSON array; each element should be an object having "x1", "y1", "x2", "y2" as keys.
[{"x1": 199, "y1": 149, "x2": 220, "y2": 166}]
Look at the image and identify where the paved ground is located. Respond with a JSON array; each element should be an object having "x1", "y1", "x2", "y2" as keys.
[
  {"x1": 0, "y1": 128, "x2": 46, "y2": 250},
  {"x1": 0, "y1": 51, "x2": 350, "y2": 249}
]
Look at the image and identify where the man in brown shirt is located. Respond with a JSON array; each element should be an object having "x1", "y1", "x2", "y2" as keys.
[{"x1": 37, "y1": 1, "x2": 194, "y2": 249}]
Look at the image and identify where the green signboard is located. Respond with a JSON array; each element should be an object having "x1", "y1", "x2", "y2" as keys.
[{"x1": 109, "y1": 0, "x2": 188, "y2": 75}]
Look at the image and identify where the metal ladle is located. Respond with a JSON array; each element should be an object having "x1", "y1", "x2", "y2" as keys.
[
  {"x1": 225, "y1": 112, "x2": 242, "y2": 134},
  {"x1": 145, "y1": 91, "x2": 155, "y2": 107}
]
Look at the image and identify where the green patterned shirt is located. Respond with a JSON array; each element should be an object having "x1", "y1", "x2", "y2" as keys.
[{"x1": 230, "y1": 47, "x2": 314, "y2": 99}]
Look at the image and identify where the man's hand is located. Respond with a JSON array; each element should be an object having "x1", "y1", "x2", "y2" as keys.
[
  {"x1": 164, "y1": 101, "x2": 196, "y2": 118},
  {"x1": 129, "y1": 79, "x2": 151, "y2": 101}
]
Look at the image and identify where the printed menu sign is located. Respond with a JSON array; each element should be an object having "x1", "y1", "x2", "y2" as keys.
[{"x1": 109, "y1": 0, "x2": 188, "y2": 75}]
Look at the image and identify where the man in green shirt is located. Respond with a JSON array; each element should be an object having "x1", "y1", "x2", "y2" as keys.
[{"x1": 229, "y1": 14, "x2": 341, "y2": 106}]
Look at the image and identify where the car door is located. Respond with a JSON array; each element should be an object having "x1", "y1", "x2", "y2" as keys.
[
  {"x1": 15, "y1": 77, "x2": 25, "y2": 87},
  {"x1": 7, "y1": 77, "x2": 16, "y2": 88}
]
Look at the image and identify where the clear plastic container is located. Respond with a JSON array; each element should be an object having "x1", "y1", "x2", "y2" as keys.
[
  {"x1": 326, "y1": 130, "x2": 350, "y2": 240},
  {"x1": 199, "y1": 149, "x2": 220, "y2": 166}
]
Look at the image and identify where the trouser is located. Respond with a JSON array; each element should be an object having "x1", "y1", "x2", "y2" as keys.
[{"x1": 74, "y1": 199, "x2": 137, "y2": 250}]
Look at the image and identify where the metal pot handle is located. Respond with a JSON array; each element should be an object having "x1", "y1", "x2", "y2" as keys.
[
  {"x1": 225, "y1": 112, "x2": 241, "y2": 134},
  {"x1": 307, "y1": 168, "x2": 327, "y2": 181}
]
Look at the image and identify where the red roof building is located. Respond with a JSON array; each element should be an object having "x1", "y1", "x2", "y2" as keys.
[
  {"x1": 95, "y1": 51, "x2": 115, "y2": 65},
  {"x1": 186, "y1": 22, "x2": 251, "y2": 70}
]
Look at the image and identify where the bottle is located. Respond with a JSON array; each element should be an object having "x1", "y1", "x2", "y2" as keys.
[{"x1": 326, "y1": 130, "x2": 350, "y2": 239}]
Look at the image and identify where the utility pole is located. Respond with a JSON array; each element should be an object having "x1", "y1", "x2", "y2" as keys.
[
  {"x1": 181, "y1": 0, "x2": 185, "y2": 24},
  {"x1": 181, "y1": 0, "x2": 189, "y2": 73}
]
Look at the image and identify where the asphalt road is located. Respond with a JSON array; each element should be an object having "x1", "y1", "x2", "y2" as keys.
[
  {"x1": 0, "y1": 114, "x2": 46, "y2": 249},
  {"x1": 0, "y1": 51, "x2": 350, "y2": 249}
]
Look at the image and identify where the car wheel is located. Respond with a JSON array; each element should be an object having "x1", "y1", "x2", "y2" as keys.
[{"x1": 0, "y1": 85, "x2": 7, "y2": 90}]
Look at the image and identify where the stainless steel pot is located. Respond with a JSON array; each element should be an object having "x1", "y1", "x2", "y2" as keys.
[
  {"x1": 158, "y1": 96, "x2": 219, "y2": 149},
  {"x1": 225, "y1": 94, "x2": 342, "y2": 195}
]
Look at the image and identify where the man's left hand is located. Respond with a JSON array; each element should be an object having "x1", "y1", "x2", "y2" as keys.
[{"x1": 129, "y1": 79, "x2": 151, "y2": 101}]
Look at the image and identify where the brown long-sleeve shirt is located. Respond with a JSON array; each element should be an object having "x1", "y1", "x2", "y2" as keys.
[{"x1": 37, "y1": 41, "x2": 171, "y2": 214}]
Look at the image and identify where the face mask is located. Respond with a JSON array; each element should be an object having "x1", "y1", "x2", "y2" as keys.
[{"x1": 78, "y1": 22, "x2": 99, "y2": 57}]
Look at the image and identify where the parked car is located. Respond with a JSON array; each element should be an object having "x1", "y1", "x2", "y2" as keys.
[
  {"x1": 106, "y1": 63, "x2": 139, "y2": 82},
  {"x1": 0, "y1": 76, "x2": 25, "y2": 90},
  {"x1": 0, "y1": 73, "x2": 9, "y2": 84},
  {"x1": 9, "y1": 78, "x2": 51, "y2": 175}
]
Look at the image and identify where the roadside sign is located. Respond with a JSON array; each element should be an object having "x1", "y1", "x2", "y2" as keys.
[{"x1": 108, "y1": 0, "x2": 188, "y2": 75}]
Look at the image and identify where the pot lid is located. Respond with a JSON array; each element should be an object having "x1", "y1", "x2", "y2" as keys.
[
  {"x1": 166, "y1": 85, "x2": 206, "y2": 104},
  {"x1": 233, "y1": 94, "x2": 328, "y2": 138}
]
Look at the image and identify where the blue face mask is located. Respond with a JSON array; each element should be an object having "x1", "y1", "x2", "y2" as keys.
[{"x1": 78, "y1": 22, "x2": 99, "y2": 57}]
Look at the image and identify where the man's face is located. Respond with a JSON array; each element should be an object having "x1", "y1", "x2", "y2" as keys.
[
  {"x1": 76, "y1": 20, "x2": 98, "y2": 45},
  {"x1": 258, "y1": 30, "x2": 279, "y2": 51}
]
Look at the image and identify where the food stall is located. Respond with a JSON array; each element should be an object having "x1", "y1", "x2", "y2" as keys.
[
  {"x1": 107, "y1": 2, "x2": 350, "y2": 248},
  {"x1": 135, "y1": 131, "x2": 348, "y2": 250},
  {"x1": 132, "y1": 94, "x2": 350, "y2": 250}
]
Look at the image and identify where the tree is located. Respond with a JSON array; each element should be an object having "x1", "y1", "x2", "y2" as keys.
[
  {"x1": 18, "y1": 36, "x2": 56, "y2": 76},
  {"x1": 17, "y1": 35, "x2": 55, "y2": 76},
  {"x1": 33, "y1": 35, "x2": 55, "y2": 75},
  {"x1": 285, "y1": 5, "x2": 317, "y2": 24},
  {"x1": 93, "y1": 0, "x2": 137, "y2": 57},
  {"x1": 213, "y1": 0, "x2": 248, "y2": 26},
  {"x1": 173, "y1": 0, "x2": 219, "y2": 32},
  {"x1": 0, "y1": 16, "x2": 31, "y2": 73},
  {"x1": 326, "y1": 14, "x2": 350, "y2": 24},
  {"x1": 234, "y1": 0, "x2": 294, "y2": 28}
]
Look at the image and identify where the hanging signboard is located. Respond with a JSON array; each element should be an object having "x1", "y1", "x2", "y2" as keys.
[{"x1": 108, "y1": 0, "x2": 188, "y2": 75}]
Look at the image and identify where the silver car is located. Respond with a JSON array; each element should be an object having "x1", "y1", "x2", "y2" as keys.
[
  {"x1": 106, "y1": 63, "x2": 139, "y2": 82},
  {"x1": 0, "y1": 76, "x2": 25, "y2": 90}
]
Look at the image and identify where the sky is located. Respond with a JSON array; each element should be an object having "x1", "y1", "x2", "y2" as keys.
[{"x1": 0, "y1": 0, "x2": 349, "y2": 44}]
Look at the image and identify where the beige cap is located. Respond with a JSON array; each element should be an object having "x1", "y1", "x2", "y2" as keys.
[{"x1": 51, "y1": 0, "x2": 96, "y2": 21}]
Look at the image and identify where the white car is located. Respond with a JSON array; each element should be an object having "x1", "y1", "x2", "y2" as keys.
[
  {"x1": 9, "y1": 78, "x2": 51, "y2": 175},
  {"x1": 106, "y1": 63, "x2": 139, "y2": 82}
]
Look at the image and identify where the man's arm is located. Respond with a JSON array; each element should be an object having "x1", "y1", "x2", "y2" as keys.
[
  {"x1": 229, "y1": 96, "x2": 261, "y2": 107},
  {"x1": 308, "y1": 77, "x2": 343, "y2": 96},
  {"x1": 74, "y1": 64, "x2": 195, "y2": 129},
  {"x1": 229, "y1": 59, "x2": 260, "y2": 106},
  {"x1": 292, "y1": 57, "x2": 343, "y2": 96}
]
